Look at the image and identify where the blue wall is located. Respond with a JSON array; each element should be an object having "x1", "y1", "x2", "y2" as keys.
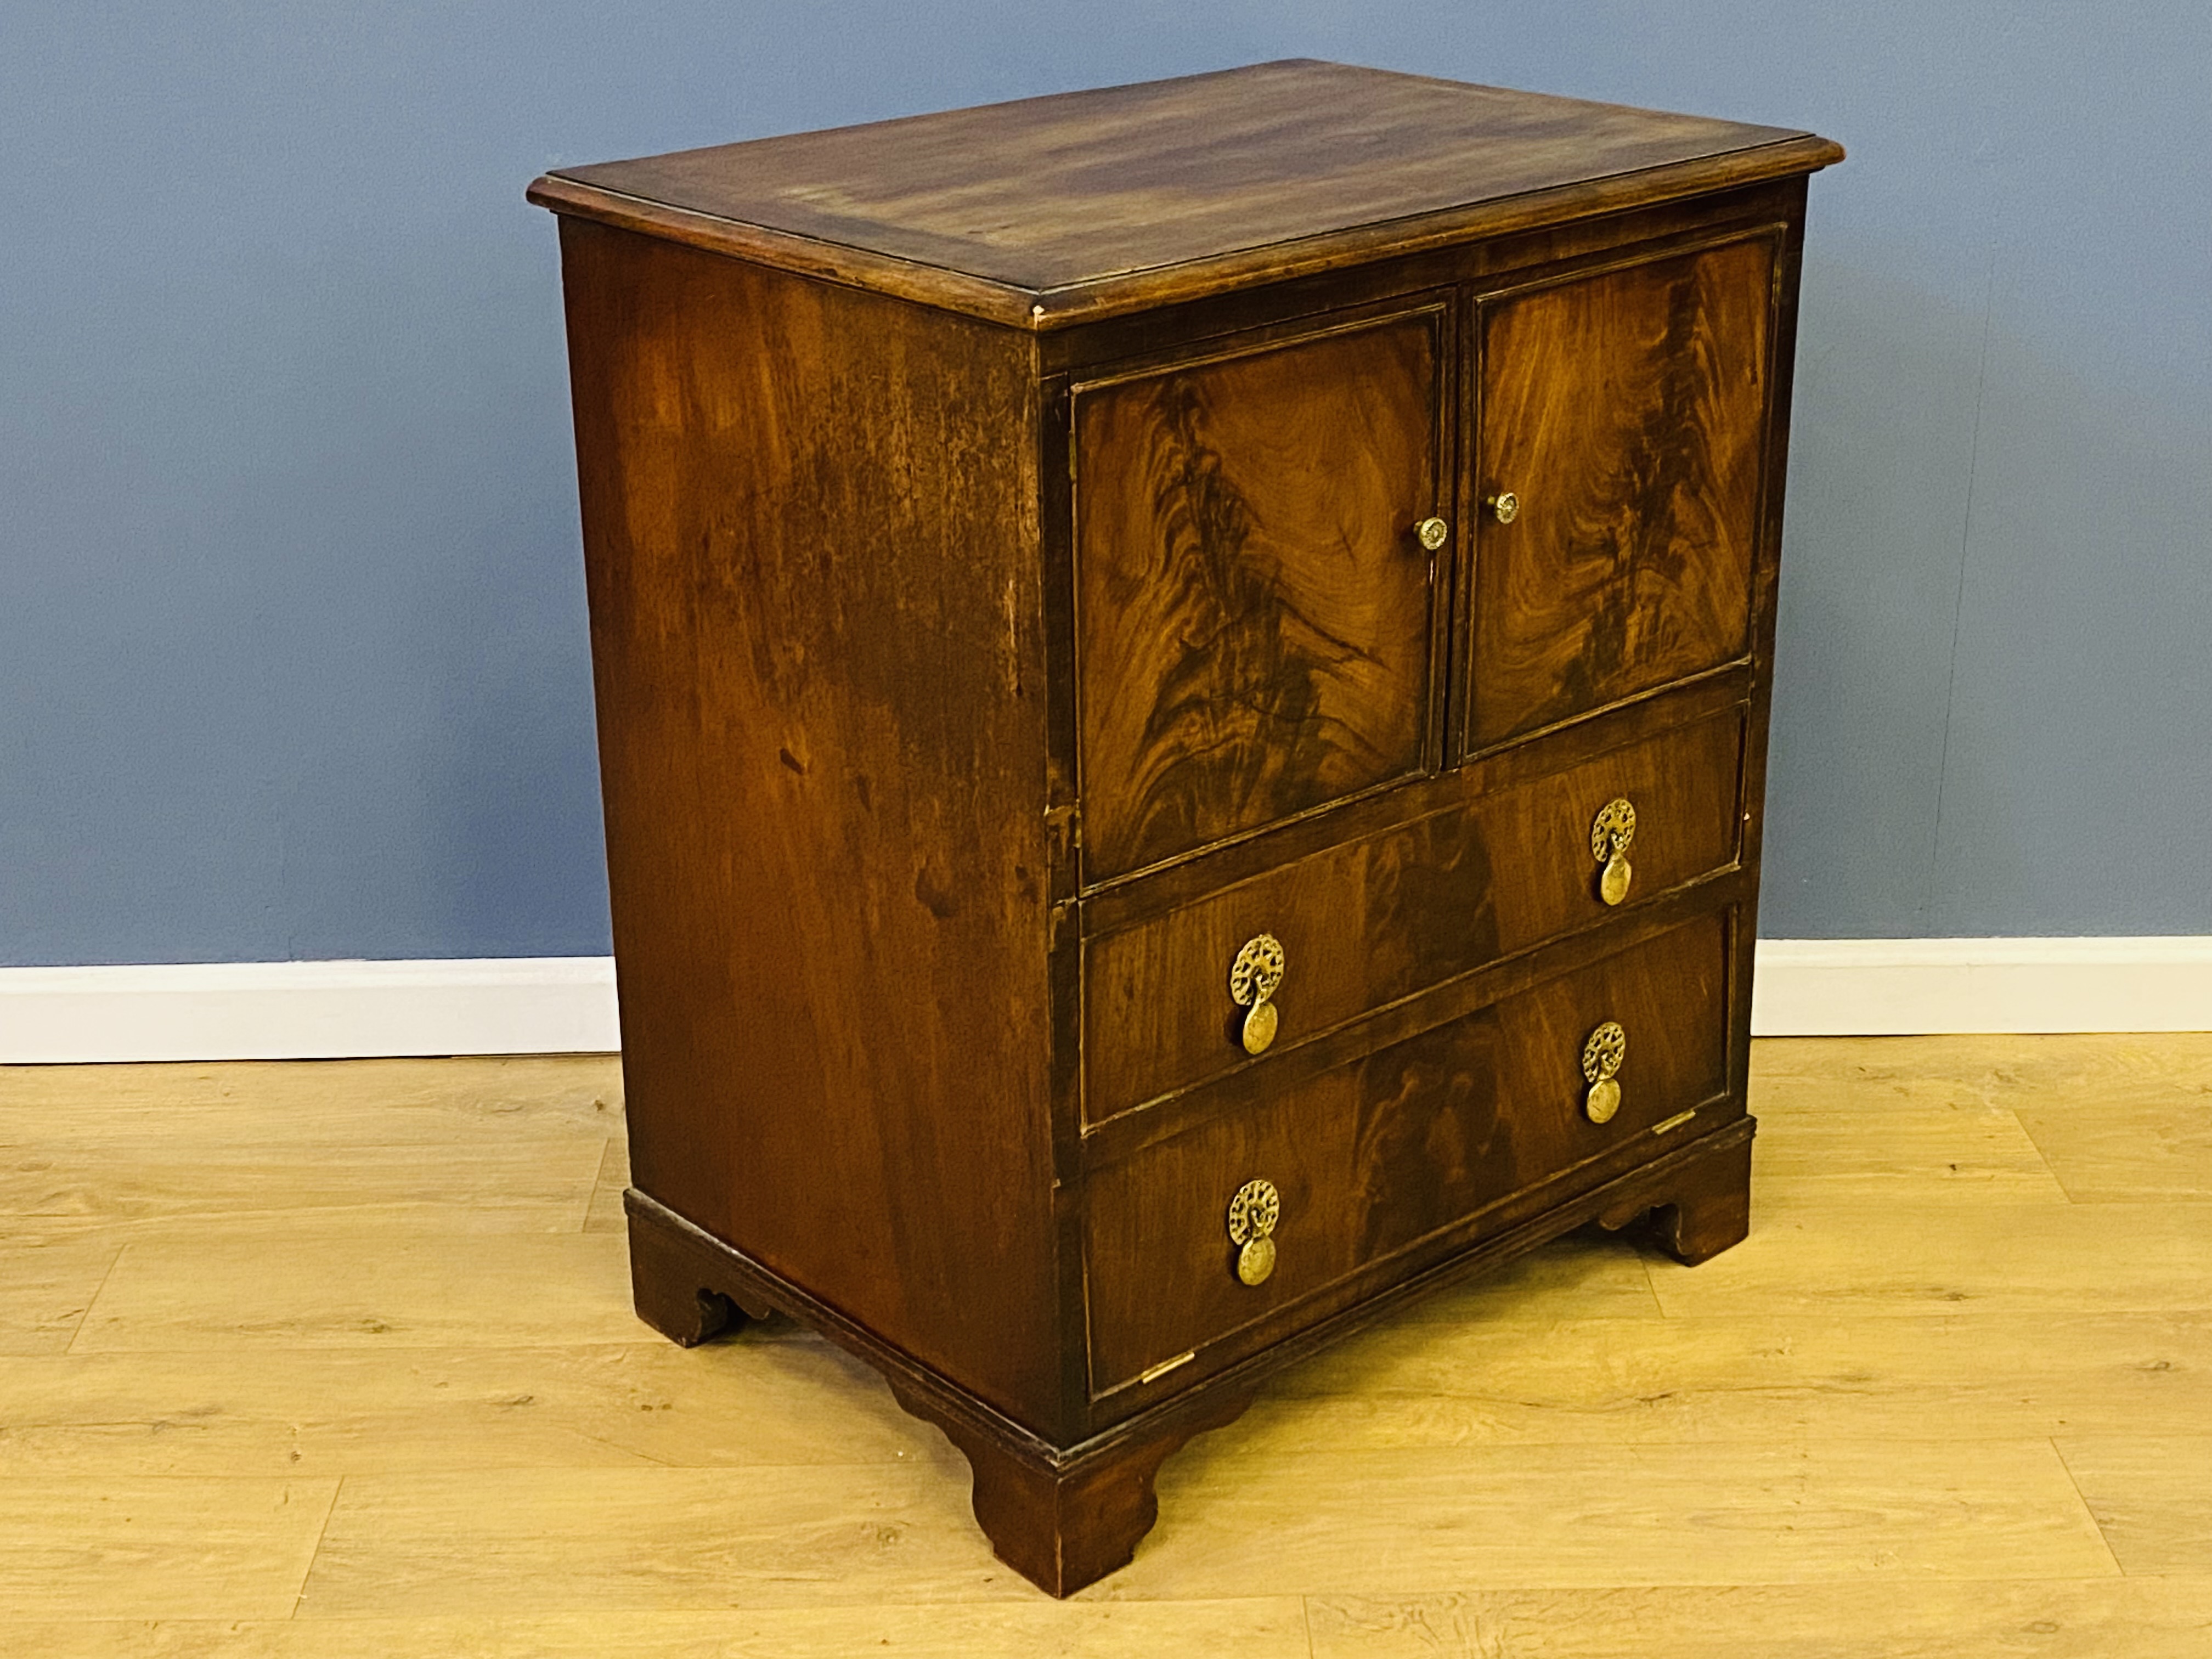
[{"x1": 3, "y1": 2, "x2": 2206, "y2": 964}]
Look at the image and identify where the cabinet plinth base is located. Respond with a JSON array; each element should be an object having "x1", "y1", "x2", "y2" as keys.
[
  {"x1": 1596, "y1": 1124, "x2": 1754, "y2": 1263},
  {"x1": 621, "y1": 1116, "x2": 1753, "y2": 1596},
  {"x1": 890, "y1": 1380, "x2": 1255, "y2": 1596}
]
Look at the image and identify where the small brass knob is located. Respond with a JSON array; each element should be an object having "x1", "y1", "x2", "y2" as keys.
[
  {"x1": 1415, "y1": 516, "x2": 1449, "y2": 551},
  {"x1": 1582, "y1": 1021, "x2": 1627, "y2": 1124},
  {"x1": 1229, "y1": 934, "x2": 1286, "y2": 1056},
  {"x1": 1487, "y1": 491, "x2": 1520, "y2": 524},
  {"x1": 1227, "y1": 1178, "x2": 1281, "y2": 1286},
  {"x1": 1590, "y1": 797, "x2": 1637, "y2": 906}
]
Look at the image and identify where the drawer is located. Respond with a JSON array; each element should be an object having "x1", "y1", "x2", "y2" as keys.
[
  {"x1": 1082, "y1": 910, "x2": 1733, "y2": 1396},
  {"x1": 1082, "y1": 704, "x2": 1742, "y2": 1125}
]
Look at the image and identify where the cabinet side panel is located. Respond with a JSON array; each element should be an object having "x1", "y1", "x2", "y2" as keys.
[{"x1": 556, "y1": 220, "x2": 1058, "y2": 1428}]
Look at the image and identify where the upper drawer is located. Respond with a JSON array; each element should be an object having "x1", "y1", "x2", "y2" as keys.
[
  {"x1": 1082, "y1": 910, "x2": 1734, "y2": 1398},
  {"x1": 1074, "y1": 306, "x2": 1449, "y2": 883},
  {"x1": 1082, "y1": 701, "x2": 1743, "y2": 1127},
  {"x1": 1465, "y1": 232, "x2": 1778, "y2": 749}
]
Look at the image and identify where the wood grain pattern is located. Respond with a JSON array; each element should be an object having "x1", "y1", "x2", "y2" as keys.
[
  {"x1": 292, "y1": 1465, "x2": 1018, "y2": 1615},
  {"x1": 0, "y1": 1054, "x2": 623, "y2": 1144},
  {"x1": 1469, "y1": 235, "x2": 1775, "y2": 746},
  {"x1": 1246, "y1": 1311, "x2": 2212, "y2": 1446},
  {"x1": 2056, "y1": 1436, "x2": 2212, "y2": 1576},
  {"x1": 1075, "y1": 313, "x2": 1442, "y2": 879},
  {"x1": 71, "y1": 1235, "x2": 640, "y2": 1352},
  {"x1": 0, "y1": 1601, "x2": 1316, "y2": 1659},
  {"x1": 1750, "y1": 1070, "x2": 2074, "y2": 1203},
  {"x1": 0, "y1": 1238, "x2": 119, "y2": 1355},
  {"x1": 4, "y1": 1033, "x2": 2206, "y2": 1641},
  {"x1": 1083, "y1": 915, "x2": 1731, "y2": 1391},
  {"x1": 534, "y1": 76, "x2": 1839, "y2": 1594},
  {"x1": 1645, "y1": 1197, "x2": 2212, "y2": 1318},
  {"x1": 1307, "y1": 1581, "x2": 2212, "y2": 1659},
  {"x1": 533, "y1": 61, "x2": 1839, "y2": 327},
  {"x1": 1084, "y1": 705, "x2": 1743, "y2": 1121},
  {"x1": 0, "y1": 1341, "x2": 935, "y2": 1479},
  {"x1": 0, "y1": 1477, "x2": 337, "y2": 1620},
  {"x1": 558, "y1": 219, "x2": 1063, "y2": 1430},
  {"x1": 1099, "y1": 1438, "x2": 2118, "y2": 1598}
]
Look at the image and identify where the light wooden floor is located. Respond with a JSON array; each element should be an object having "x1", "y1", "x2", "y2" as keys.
[{"x1": 2, "y1": 1036, "x2": 2208, "y2": 1656}]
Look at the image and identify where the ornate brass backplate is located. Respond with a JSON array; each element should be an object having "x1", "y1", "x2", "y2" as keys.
[
  {"x1": 1590, "y1": 797, "x2": 1636, "y2": 906},
  {"x1": 1226, "y1": 1177, "x2": 1282, "y2": 1286},
  {"x1": 1229, "y1": 934, "x2": 1286, "y2": 1056},
  {"x1": 1581, "y1": 1020, "x2": 1627, "y2": 1124}
]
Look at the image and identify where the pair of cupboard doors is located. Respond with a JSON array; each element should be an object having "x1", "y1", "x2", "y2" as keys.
[{"x1": 1072, "y1": 226, "x2": 1779, "y2": 889}]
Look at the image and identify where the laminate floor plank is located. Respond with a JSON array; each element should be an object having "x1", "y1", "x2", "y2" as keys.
[
  {"x1": 0, "y1": 1136, "x2": 606, "y2": 1240},
  {"x1": 1099, "y1": 1438, "x2": 2116, "y2": 1598},
  {"x1": 0, "y1": 1599, "x2": 1311, "y2": 1659},
  {"x1": 0, "y1": 1056, "x2": 624, "y2": 1146},
  {"x1": 1306, "y1": 1577, "x2": 2212, "y2": 1659},
  {"x1": 72, "y1": 1235, "x2": 640, "y2": 1353},
  {"x1": 583, "y1": 1136, "x2": 628, "y2": 1233},
  {"x1": 0, "y1": 1338, "x2": 940, "y2": 1479},
  {"x1": 1749, "y1": 1074, "x2": 2070, "y2": 1203},
  {"x1": 1234, "y1": 1311, "x2": 2212, "y2": 1446},
  {"x1": 1644, "y1": 1199, "x2": 2212, "y2": 1318},
  {"x1": 0, "y1": 1477, "x2": 338, "y2": 1621},
  {"x1": 2056, "y1": 1435, "x2": 2212, "y2": 1577},
  {"x1": 292, "y1": 1465, "x2": 1028, "y2": 1616},
  {"x1": 2016, "y1": 1097, "x2": 2212, "y2": 1203},
  {"x1": 0, "y1": 1237, "x2": 121, "y2": 1355},
  {"x1": 2, "y1": 1035, "x2": 2204, "y2": 1648}
]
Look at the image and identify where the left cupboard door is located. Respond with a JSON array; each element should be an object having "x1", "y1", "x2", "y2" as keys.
[{"x1": 1072, "y1": 306, "x2": 1449, "y2": 884}]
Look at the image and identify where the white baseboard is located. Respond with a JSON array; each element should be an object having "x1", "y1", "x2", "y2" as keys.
[
  {"x1": 0, "y1": 939, "x2": 2204, "y2": 1064},
  {"x1": 1750, "y1": 936, "x2": 2212, "y2": 1037},
  {"x1": 0, "y1": 957, "x2": 619, "y2": 1064}
]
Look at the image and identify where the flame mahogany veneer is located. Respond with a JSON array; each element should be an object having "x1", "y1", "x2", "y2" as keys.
[{"x1": 533, "y1": 60, "x2": 1839, "y2": 1596}]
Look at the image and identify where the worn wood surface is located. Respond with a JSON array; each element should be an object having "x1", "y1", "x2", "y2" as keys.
[
  {"x1": 1074, "y1": 309, "x2": 1443, "y2": 880},
  {"x1": 1469, "y1": 235, "x2": 1775, "y2": 747},
  {"x1": 531, "y1": 60, "x2": 1841, "y2": 326},
  {"x1": 1082, "y1": 914, "x2": 1733, "y2": 1392},
  {"x1": 1083, "y1": 703, "x2": 1743, "y2": 1121},
  {"x1": 1, "y1": 1036, "x2": 2208, "y2": 1652},
  {"x1": 557, "y1": 218, "x2": 1062, "y2": 1431}
]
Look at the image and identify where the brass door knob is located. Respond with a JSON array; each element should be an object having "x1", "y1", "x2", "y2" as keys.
[
  {"x1": 1590, "y1": 797, "x2": 1637, "y2": 906},
  {"x1": 1229, "y1": 934, "x2": 1285, "y2": 1056},
  {"x1": 1227, "y1": 1178, "x2": 1281, "y2": 1285},
  {"x1": 1582, "y1": 1021, "x2": 1627, "y2": 1124},
  {"x1": 1487, "y1": 491, "x2": 1520, "y2": 524},
  {"x1": 1415, "y1": 516, "x2": 1450, "y2": 551}
]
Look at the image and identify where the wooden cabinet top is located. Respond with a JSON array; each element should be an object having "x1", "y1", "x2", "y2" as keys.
[{"x1": 528, "y1": 59, "x2": 1842, "y2": 329}]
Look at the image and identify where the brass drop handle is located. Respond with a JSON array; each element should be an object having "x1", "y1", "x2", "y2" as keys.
[
  {"x1": 1415, "y1": 516, "x2": 1450, "y2": 551},
  {"x1": 1229, "y1": 934, "x2": 1285, "y2": 1056},
  {"x1": 1227, "y1": 1178, "x2": 1281, "y2": 1286},
  {"x1": 1486, "y1": 490, "x2": 1520, "y2": 524},
  {"x1": 1590, "y1": 797, "x2": 1637, "y2": 906},
  {"x1": 1582, "y1": 1021, "x2": 1627, "y2": 1124}
]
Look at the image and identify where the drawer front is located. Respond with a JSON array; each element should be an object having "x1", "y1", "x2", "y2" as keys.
[
  {"x1": 1082, "y1": 911, "x2": 1733, "y2": 1396},
  {"x1": 1075, "y1": 307, "x2": 1447, "y2": 883},
  {"x1": 1083, "y1": 704, "x2": 1742, "y2": 1125},
  {"x1": 1467, "y1": 233, "x2": 1776, "y2": 749}
]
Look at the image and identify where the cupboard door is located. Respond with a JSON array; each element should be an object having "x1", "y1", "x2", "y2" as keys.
[
  {"x1": 1075, "y1": 310, "x2": 1446, "y2": 882},
  {"x1": 1468, "y1": 236, "x2": 1775, "y2": 749}
]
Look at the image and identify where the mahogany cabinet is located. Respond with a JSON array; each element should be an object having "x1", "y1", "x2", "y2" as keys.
[{"x1": 531, "y1": 60, "x2": 1841, "y2": 1596}]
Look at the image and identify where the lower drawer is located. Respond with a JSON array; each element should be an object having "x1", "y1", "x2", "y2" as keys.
[{"x1": 1081, "y1": 910, "x2": 1733, "y2": 1396}]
